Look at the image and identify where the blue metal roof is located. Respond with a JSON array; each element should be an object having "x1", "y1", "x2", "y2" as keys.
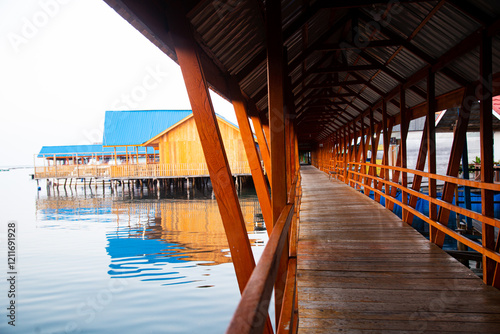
[
  {"x1": 37, "y1": 144, "x2": 154, "y2": 158},
  {"x1": 103, "y1": 110, "x2": 193, "y2": 146}
]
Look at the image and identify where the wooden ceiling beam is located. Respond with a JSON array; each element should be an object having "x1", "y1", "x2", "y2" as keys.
[
  {"x1": 287, "y1": 13, "x2": 353, "y2": 73},
  {"x1": 303, "y1": 80, "x2": 366, "y2": 89},
  {"x1": 318, "y1": 39, "x2": 400, "y2": 51},
  {"x1": 303, "y1": 93, "x2": 356, "y2": 101},
  {"x1": 312, "y1": 64, "x2": 381, "y2": 74},
  {"x1": 447, "y1": 0, "x2": 495, "y2": 27},
  {"x1": 235, "y1": 1, "x2": 323, "y2": 83},
  {"x1": 357, "y1": 8, "x2": 471, "y2": 87},
  {"x1": 316, "y1": 0, "x2": 435, "y2": 8}
]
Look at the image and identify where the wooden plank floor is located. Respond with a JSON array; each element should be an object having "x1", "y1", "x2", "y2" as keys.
[{"x1": 297, "y1": 166, "x2": 500, "y2": 333}]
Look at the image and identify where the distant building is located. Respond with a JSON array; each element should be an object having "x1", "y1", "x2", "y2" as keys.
[
  {"x1": 104, "y1": 110, "x2": 250, "y2": 176},
  {"x1": 35, "y1": 110, "x2": 253, "y2": 180},
  {"x1": 37, "y1": 144, "x2": 154, "y2": 165}
]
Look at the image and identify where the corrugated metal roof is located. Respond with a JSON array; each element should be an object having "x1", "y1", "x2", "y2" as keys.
[
  {"x1": 104, "y1": 0, "x2": 500, "y2": 144},
  {"x1": 103, "y1": 110, "x2": 192, "y2": 146},
  {"x1": 38, "y1": 145, "x2": 154, "y2": 158}
]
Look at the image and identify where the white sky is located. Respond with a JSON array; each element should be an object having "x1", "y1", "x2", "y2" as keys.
[{"x1": 0, "y1": 0, "x2": 237, "y2": 167}]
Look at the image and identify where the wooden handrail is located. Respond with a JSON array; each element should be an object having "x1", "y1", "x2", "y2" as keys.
[
  {"x1": 227, "y1": 173, "x2": 301, "y2": 334},
  {"x1": 350, "y1": 175, "x2": 500, "y2": 263},
  {"x1": 351, "y1": 161, "x2": 500, "y2": 191},
  {"x1": 338, "y1": 161, "x2": 500, "y2": 265},
  {"x1": 348, "y1": 169, "x2": 500, "y2": 229},
  {"x1": 226, "y1": 203, "x2": 294, "y2": 334}
]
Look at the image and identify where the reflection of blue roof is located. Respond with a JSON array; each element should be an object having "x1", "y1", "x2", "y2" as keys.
[
  {"x1": 103, "y1": 110, "x2": 193, "y2": 146},
  {"x1": 37, "y1": 144, "x2": 154, "y2": 158},
  {"x1": 106, "y1": 233, "x2": 191, "y2": 282}
]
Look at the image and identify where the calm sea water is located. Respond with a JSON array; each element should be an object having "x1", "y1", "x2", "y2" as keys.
[{"x1": 0, "y1": 169, "x2": 268, "y2": 333}]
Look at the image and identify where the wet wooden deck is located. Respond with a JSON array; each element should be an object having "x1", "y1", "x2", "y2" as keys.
[{"x1": 297, "y1": 166, "x2": 500, "y2": 333}]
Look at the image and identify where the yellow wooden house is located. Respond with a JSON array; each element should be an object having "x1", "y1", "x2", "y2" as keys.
[{"x1": 142, "y1": 113, "x2": 251, "y2": 175}]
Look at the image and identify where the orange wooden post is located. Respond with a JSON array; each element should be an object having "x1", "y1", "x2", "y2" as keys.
[
  {"x1": 368, "y1": 108, "x2": 376, "y2": 194},
  {"x1": 359, "y1": 118, "x2": 366, "y2": 187},
  {"x1": 166, "y1": 4, "x2": 256, "y2": 295},
  {"x1": 351, "y1": 126, "x2": 359, "y2": 187},
  {"x1": 433, "y1": 87, "x2": 472, "y2": 246},
  {"x1": 479, "y1": 31, "x2": 498, "y2": 286},
  {"x1": 266, "y1": 0, "x2": 287, "y2": 325},
  {"x1": 229, "y1": 80, "x2": 273, "y2": 234},
  {"x1": 263, "y1": 124, "x2": 271, "y2": 150},
  {"x1": 405, "y1": 121, "x2": 428, "y2": 225},
  {"x1": 250, "y1": 114, "x2": 272, "y2": 184},
  {"x1": 400, "y1": 87, "x2": 408, "y2": 222},
  {"x1": 345, "y1": 126, "x2": 349, "y2": 183},
  {"x1": 382, "y1": 101, "x2": 390, "y2": 207},
  {"x1": 427, "y1": 71, "x2": 438, "y2": 241}
]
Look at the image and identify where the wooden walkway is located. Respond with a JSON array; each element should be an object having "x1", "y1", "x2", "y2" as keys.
[{"x1": 297, "y1": 166, "x2": 500, "y2": 333}]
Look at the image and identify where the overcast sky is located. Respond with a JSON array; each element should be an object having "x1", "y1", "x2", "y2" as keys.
[{"x1": 0, "y1": 0, "x2": 236, "y2": 167}]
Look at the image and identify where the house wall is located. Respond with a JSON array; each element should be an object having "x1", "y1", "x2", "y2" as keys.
[{"x1": 157, "y1": 117, "x2": 248, "y2": 168}]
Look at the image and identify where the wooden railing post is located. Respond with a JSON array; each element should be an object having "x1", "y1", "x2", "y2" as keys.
[
  {"x1": 400, "y1": 87, "x2": 408, "y2": 222},
  {"x1": 381, "y1": 101, "x2": 389, "y2": 207},
  {"x1": 433, "y1": 88, "x2": 473, "y2": 247},
  {"x1": 479, "y1": 30, "x2": 498, "y2": 287},
  {"x1": 427, "y1": 70, "x2": 438, "y2": 242},
  {"x1": 404, "y1": 120, "x2": 428, "y2": 224}
]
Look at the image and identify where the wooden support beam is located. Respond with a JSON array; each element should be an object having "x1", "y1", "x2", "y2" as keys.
[
  {"x1": 405, "y1": 120, "x2": 428, "y2": 225},
  {"x1": 319, "y1": 39, "x2": 400, "y2": 51},
  {"x1": 288, "y1": 13, "x2": 353, "y2": 73},
  {"x1": 235, "y1": 2, "x2": 323, "y2": 83},
  {"x1": 387, "y1": 96, "x2": 410, "y2": 211},
  {"x1": 250, "y1": 114, "x2": 272, "y2": 185},
  {"x1": 427, "y1": 71, "x2": 438, "y2": 242},
  {"x1": 166, "y1": 4, "x2": 255, "y2": 295},
  {"x1": 266, "y1": 0, "x2": 287, "y2": 324},
  {"x1": 230, "y1": 79, "x2": 273, "y2": 234},
  {"x1": 317, "y1": 0, "x2": 435, "y2": 8},
  {"x1": 303, "y1": 80, "x2": 366, "y2": 89},
  {"x1": 344, "y1": 126, "x2": 349, "y2": 183},
  {"x1": 400, "y1": 87, "x2": 408, "y2": 221},
  {"x1": 312, "y1": 64, "x2": 380, "y2": 74},
  {"x1": 479, "y1": 31, "x2": 497, "y2": 286},
  {"x1": 358, "y1": 119, "x2": 367, "y2": 188},
  {"x1": 366, "y1": 109, "x2": 376, "y2": 195},
  {"x1": 433, "y1": 89, "x2": 473, "y2": 247},
  {"x1": 303, "y1": 93, "x2": 356, "y2": 101},
  {"x1": 381, "y1": 101, "x2": 389, "y2": 205}
]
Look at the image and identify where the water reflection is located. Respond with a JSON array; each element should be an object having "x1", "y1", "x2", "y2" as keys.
[{"x1": 36, "y1": 184, "x2": 266, "y2": 285}]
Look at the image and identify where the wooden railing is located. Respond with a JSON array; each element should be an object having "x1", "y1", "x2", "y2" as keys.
[
  {"x1": 339, "y1": 161, "x2": 500, "y2": 266},
  {"x1": 34, "y1": 165, "x2": 111, "y2": 179},
  {"x1": 34, "y1": 162, "x2": 251, "y2": 179},
  {"x1": 227, "y1": 174, "x2": 301, "y2": 334}
]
